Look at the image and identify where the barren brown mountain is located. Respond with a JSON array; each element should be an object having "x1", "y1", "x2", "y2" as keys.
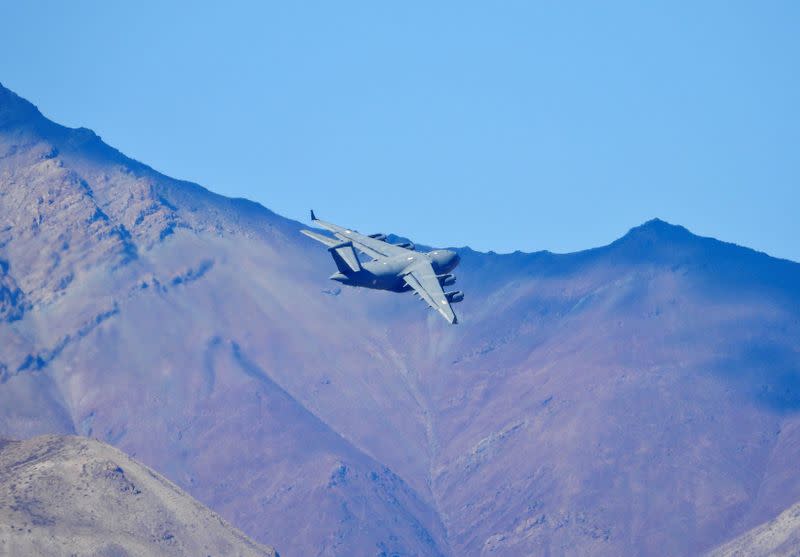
[
  {"x1": 0, "y1": 434, "x2": 277, "y2": 557},
  {"x1": 2, "y1": 82, "x2": 800, "y2": 556}
]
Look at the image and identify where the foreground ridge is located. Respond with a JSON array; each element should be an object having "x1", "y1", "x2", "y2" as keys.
[{"x1": 0, "y1": 435, "x2": 279, "y2": 557}]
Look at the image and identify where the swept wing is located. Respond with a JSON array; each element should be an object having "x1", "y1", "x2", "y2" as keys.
[
  {"x1": 403, "y1": 261, "x2": 458, "y2": 324},
  {"x1": 300, "y1": 229, "x2": 339, "y2": 248},
  {"x1": 310, "y1": 211, "x2": 408, "y2": 260}
]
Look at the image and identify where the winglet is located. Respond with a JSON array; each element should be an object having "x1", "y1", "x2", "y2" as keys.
[{"x1": 310, "y1": 209, "x2": 317, "y2": 221}]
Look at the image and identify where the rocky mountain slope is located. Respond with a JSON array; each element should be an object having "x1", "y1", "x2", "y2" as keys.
[
  {"x1": 1, "y1": 82, "x2": 800, "y2": 556},
  {"x1": 0, "y1": 434, "x2": 277, "y2": 557},
  {"x1": 706, "y1": 499, "x2": 800, "y2": 557}
]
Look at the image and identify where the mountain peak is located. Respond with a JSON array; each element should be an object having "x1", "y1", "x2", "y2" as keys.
[
  {"x1": 597, "y1": 217, "x2": 710, "y2": 264},
  {"x1": 612, "y1": 217, "x2": 696, "y2": 249},
  {"x1": 625, "y1": 217, "x2": 693, "y2": 239}
]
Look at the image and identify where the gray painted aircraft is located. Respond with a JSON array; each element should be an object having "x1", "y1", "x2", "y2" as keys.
[{"x1": 301, "y1": 211, "x2": 463, "y2": 324}]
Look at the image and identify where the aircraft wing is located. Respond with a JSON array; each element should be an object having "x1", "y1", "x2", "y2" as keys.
[
  {"x1": 310, "y1": 211, "x2": 408, "y2": 260},
  {"x1": 300, "y1": 229, "x2": 340, "y2": 248},
  {"x1": 403, "y1": 261, "x2": 458, "y2": 324}
]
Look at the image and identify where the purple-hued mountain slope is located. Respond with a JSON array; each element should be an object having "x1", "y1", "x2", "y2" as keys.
[{"x1": 1, "y1": 82, "x2": 799, "y2": 556}]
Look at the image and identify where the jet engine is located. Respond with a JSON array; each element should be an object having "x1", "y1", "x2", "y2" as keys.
[
  {"x1": 445, "y1": 291, "x2": 464, "y2": 303},
  {"x1": 437, "y1": 274, "x2": 456, "y2": 286},
  {"x1": 368, "y1": 233, "x2": 387, "y2": 241}
]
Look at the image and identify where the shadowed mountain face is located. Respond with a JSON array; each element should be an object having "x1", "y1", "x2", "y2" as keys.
[
  {"x1": 0, "y1": 435, "x2": 277, "y2": 557},
  {"x1": 1, "y1": 82, "x2": 800, "y2": 556}
]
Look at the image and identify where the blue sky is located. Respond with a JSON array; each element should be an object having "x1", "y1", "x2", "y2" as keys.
[{"x1": 3, "y1": 2, "x2": 798, "y2": 260}]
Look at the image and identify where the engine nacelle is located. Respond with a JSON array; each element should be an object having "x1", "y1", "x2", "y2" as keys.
[
  {"x1": 437, "y1": 274, "x2": 456, "y2": 286},
  {"x1": 396, "y1": 242, "x2": 415, "y2": 250},
  {"x1": 445, "y1": 290, "x2": 464, "y2": 303},
  {"x1": 368, "y1": 233, "x2": 387, "y2": 241}
]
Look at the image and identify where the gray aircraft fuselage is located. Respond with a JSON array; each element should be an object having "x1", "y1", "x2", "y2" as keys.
[
  {"x1": 330, "y1": 250, "x2": 460, "y2": 292},
  {"x1": 302, "y1": 211, "x2": 463, "y2": 323}
]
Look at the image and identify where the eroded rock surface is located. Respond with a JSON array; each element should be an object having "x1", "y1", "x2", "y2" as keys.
[{"x1": 0, "y1": 434, "x2": 277, "y2": 557}]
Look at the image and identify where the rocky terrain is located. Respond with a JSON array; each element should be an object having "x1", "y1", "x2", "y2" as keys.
[
  {"x1": 1, "y1": 82, "x2": 800, "y2": 556},
  {"x1": 0, "y1": 434, "x2": 277, "y2": 557},
  {"x1": 706, "y1": 499, "x2": 800, "y2": 557}
]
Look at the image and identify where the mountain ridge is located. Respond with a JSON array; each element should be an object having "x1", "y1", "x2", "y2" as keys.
[
  {"x1": 0, "y1": 434, "x2": 279, "y2": 557},
  {"x1": 2, "y1": 81, "x2": 800, "y2": 556},
  {"x1": 706, "y1": 497, "x2": 800, "y2": 557},
  {"x1": 4, "y1": 82, "x2": 795, "y2": 266}
]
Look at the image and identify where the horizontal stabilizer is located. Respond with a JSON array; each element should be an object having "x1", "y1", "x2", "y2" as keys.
[
  {"x1": 301, "y1": 229, "x2": 339, "y2": 248},
  {"x1": 328, "y1": 241, "x2": 362, "y2": 274}
]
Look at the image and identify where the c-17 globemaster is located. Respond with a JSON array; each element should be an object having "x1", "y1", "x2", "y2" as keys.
[{"x1": 301, "y1": 211, "x2": 463, "y2": 324}]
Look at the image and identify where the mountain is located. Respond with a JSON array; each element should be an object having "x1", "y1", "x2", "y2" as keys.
[
  {"x1": 1, "y1": 82, "x2": 800, "y2": 556},
  {"x1": 706, "y1": 499, "x2": 800, "y2": 557},
  {"x1": 0, "y1": 434, "x2": 277, "y2": 557}
]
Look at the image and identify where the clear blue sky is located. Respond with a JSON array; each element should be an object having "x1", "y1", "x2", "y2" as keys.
[{"x1": 3, "y1": 2, "x2": 798, "y2": 260}]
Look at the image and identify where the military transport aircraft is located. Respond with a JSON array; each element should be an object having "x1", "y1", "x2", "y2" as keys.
[{"x1": 301, "y1": 211, "x2": 463, "y2": 324}]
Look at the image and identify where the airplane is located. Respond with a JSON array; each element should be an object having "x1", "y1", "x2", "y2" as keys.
[{"x1": 301, "y1": 211, "x2": 463, "y2": 324}]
